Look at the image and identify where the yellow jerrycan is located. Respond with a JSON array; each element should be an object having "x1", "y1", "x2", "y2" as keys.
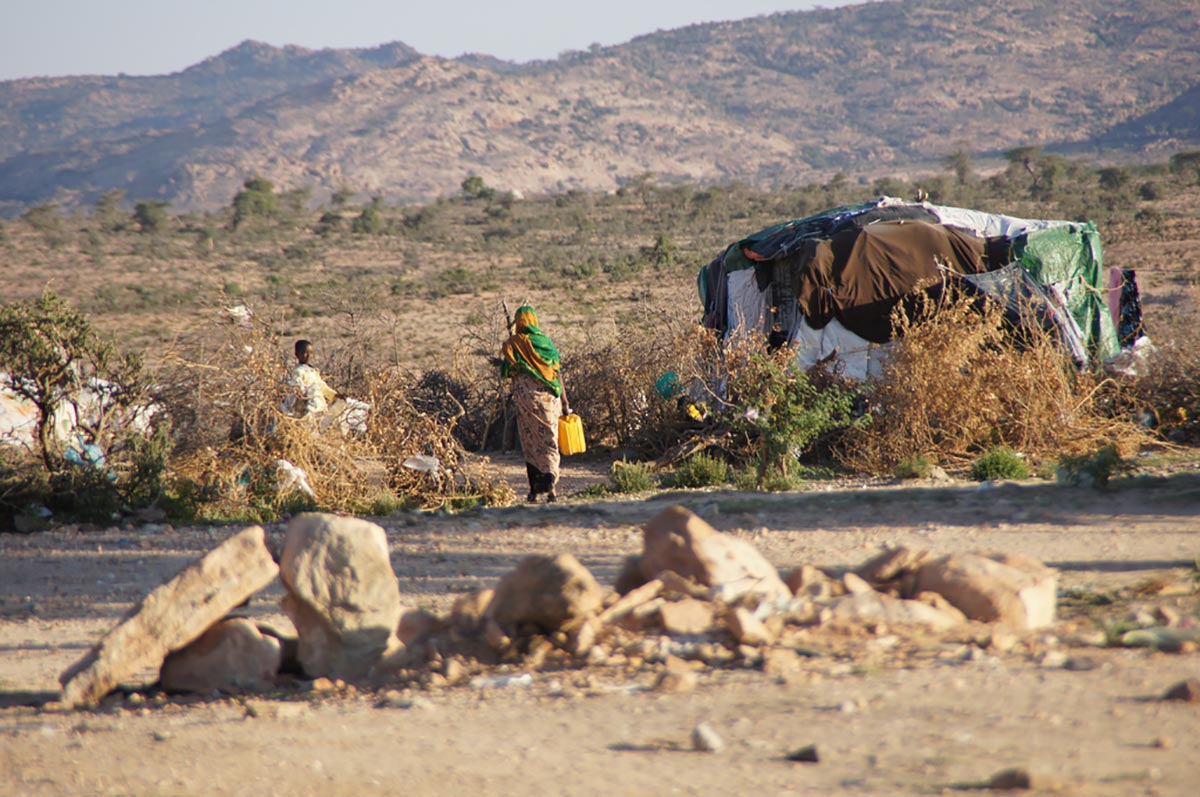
[{"x1": 558, "y1": 413, "x2": 586, "y2": 455}]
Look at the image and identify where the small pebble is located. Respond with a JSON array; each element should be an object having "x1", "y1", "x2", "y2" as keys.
[
  {"x1": 692, "y1": 722, "x2": 725, "y2": 753},
  {"x1": 785, "y1": 744, "x2": 819, "y2": 763},
  {"x1": 987, "y1": 766, "x2": 1033, "y2": 790},
  {"x1": 1162, "y1": 678, "x2": 1200, "y2": 702}
]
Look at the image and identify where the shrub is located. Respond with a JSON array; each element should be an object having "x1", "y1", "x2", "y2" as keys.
[
  {"x1": 352, "y1": 199, "x2": 386, "y2": 234},
  {"x1": 608, "y1": 459, "x2": 657, "y2": 494},
  {"x1": 732, "y1": 458, "x2": 805, "y2": 492},
  {"x1": 671, "y1": 451, "x2": 728, "y2": 488},
  {"x1": 0, "y1": 290, "x2": 146, "y2": 472},
  {"x1": 970, "y1": 446, "x2": 1030, "y2": 481},
  {"x1": 133, "y1": 200, "x2": 170, "y2": 234},
  {"x1": 721, "y1": 339, "x2": 860, "y2": 488},
  {"x1": 231, "y1": 175, "x2": 278, "y2": 228},
  {"x1": 894, "y1": 452, "x2": 933, "y2": 479},
  {"x1": 461, "y1": 175, "x2": 495, "y2": 200},
  {"x1": 0, "y1": 290, "x2": 163, "y2": 524},
  {"x1": 842, "y1": 292, "x2": 1147, "y2": 473},
  {"x1": 1055, "y1": 444, "x2": 1132, "y2": 488}
]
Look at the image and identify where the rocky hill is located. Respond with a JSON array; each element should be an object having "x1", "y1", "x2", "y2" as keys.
[{"x1": 1, "y1": 0, "x2": 1197, "y2": 215}]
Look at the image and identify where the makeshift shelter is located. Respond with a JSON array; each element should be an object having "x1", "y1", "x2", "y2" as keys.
[{"x1": 698, "y1": 197, "x2": 1142, "y2": 380}]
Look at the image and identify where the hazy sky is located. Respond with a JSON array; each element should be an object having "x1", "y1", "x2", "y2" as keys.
[{"x1": 2, "y1": 1, "x2": 849, "y2": 82}]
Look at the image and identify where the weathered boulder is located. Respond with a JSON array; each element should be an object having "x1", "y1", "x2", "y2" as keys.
[
  {"x1": 59, "y1": 525, "x2": 278, "y2": 707},
  {"x1": 915, "y1": 552, "x2": 1057, "y2": 629},
  {"x1": 658, "y1": 598, "x2": 716, "y2": 636},
  {"x1": 784, "y1": 564, "x2": 837, "y2": 601},
  {"x1": 640, "y1": 506, "x2": 790, "y2": 604},
  {"x1": 279, "y1": 513, "x2": 403, "y2": 680},
  {"x1": 397, "y1": 609, "x2": 441, "y2": 646},
  {"x1": 486, "y1": 553, "x2": 604, "y2": 635},
  {"x1": 728, "y1": 606, "x2": 776, "y2": 646},
  {"x1": 822, "y1": 590, "x2": 964, "y2": 631},
  {"x1": 614, "y1": 554, "x2": 649, "y2": 595},
  {"x1": 159, "y1": 618, "x2": 282, "y2": 693},
  {"x1": 842, "y1": 572, "x2": 875, "y2": 595},
  {"x1": 854, "y1": 547, "x2": 930, "y2": 586},
  {"x1": 450, "y1": 589, "x2": 494, "y2": 632}
]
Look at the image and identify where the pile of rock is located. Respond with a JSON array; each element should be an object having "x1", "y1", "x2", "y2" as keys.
[{"x1": 58, "y1": 505, "x2": 1061, "y2": 707}]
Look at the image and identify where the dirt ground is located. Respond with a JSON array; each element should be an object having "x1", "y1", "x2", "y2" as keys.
[{"x1": 2, "y1": 455, "x2": 1199, "y2": 796}]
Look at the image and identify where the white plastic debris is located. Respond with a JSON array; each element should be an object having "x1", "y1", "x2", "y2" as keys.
[
  {"x1": 1105, "y1": 335, "x2": 1156, "y2": 378},
  {"x1": 692, "y1": 722, "x2": 725, "y2": 753},
  {"x1": 223, "y1": 305, "x2": 253, "y2": 326},
  {"x1": 402, "y1": 454, "x2": 441, "y2": 474},
  {"x1": 275, "y1": 459, "x2": 316, "y2": 499},
  {"x1": 468, "y1": 673, "x2": 533, "y2": 689}
]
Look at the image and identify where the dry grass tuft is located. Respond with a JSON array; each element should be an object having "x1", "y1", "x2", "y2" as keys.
[{"x1": 841, "y1": 292, "x2": 1149, "y2": 473}]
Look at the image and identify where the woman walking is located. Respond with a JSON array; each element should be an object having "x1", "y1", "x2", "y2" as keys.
[{"x1": 501, "y1": 305, "x2": 570, "y2": 503}]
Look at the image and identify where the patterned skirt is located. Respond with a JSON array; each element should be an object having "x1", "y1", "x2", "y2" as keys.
[{"x1": 512, "y1": 373, "x2": 562, "y2": 493}]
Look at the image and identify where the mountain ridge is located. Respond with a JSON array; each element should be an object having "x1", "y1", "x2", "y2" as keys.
[{"x1": 1, "y1": 0, "x2": 1197, "y2": 215}]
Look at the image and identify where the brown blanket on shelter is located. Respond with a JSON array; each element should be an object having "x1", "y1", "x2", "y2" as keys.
[{"x1": 793, "y1": 220, "x2": 993, "y2": 343}]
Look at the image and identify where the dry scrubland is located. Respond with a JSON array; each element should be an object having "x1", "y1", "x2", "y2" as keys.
[
  {"x1": 3, "y1": 156, "x2": 1200, "y2": 519},
  {"x1": 2, "y1": 157, "x2": 1200, "y2": 796}
]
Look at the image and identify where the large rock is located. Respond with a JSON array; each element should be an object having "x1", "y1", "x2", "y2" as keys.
[
  {"x1": 823, "y1": 590, "x2": 965, "y2": 630},
  {"x1": 855, "y1": 547, "x2": 930, "y2": 586},
  {"x1": 658, "y1": 598, "x2": 716, "y2": 636},
  {"x1": 59, "y1": 525, "x2": 278, "y2": 707},
  {"x1": 159, "y1": 618, "x2": 282, "y2": 693},
  {"x1": 487, "y1": 553, "x2": 604, "y2": 635},
  {"x1": 784, "y1": 564, "x2": 837, "y2": 601},
  {"x1": 914, "y1": 552, "x2": 1057, "y2": 630},
  {"x1": 279, "y1": 513, "x2": 403, "y2": 680},
  {"x1": 640, "y1": 506, "x2": 790, "y2": 604}
]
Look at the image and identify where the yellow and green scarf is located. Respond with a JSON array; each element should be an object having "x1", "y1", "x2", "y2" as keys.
[{"x1": 501, "y1": 306, "x2": 562, "y2": 396}]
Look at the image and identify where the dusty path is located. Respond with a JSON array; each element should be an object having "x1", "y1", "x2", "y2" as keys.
[{"x1": 2, "y1": 471, "x2": 1199, "y2": 796}]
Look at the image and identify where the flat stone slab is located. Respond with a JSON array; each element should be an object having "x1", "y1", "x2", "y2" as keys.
[{"x1": 59, "y1": 526, "x2": 279, "y2": 707}]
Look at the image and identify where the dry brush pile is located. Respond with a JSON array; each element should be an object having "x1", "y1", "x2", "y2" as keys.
[
  {"x1": 157, "y1": 308, "x2": 513, "y2": 520},
  {"x1": 840, "y1": 292, "x2": 1152, "y2": 474}
]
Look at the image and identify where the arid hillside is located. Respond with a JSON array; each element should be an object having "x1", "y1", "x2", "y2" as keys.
[{"x1": 1, "y1": 0, "x2": 1198, "y2": 214}]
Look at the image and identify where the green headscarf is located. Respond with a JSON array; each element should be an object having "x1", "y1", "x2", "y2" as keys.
[{"x1": 501, "y1": 305, "x2": 562, "y2": 396}]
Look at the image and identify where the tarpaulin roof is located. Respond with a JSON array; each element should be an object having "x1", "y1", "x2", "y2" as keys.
[{"x1": 698, "y1": 197, "x2": 1122, "y2": 366}]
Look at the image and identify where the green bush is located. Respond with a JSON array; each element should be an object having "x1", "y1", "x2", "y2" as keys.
[
  {"x1": 352, "y1": 200, "x2": 386, "y2": 234},
  {"x1": 671, "y1": 452, "x2": 729, "y2": 488},
  {"x1": 231, "y1": 175, "x2": 278, "y2": 229},
  {"x1": 1055, "y1": 444, "x2": 1131, "y2": 488},
  {"x1": 608, "y1": 459, "x2": 657, "y2": 494},
  {"x1": 732, "y1": 458, "x2": 805, "y2": 492},
  {"x1": 46, "y1": 467, "x2": 122, "y2": 523},
  {"x1": 123, "y1": 423, "x2": 174, "y2": 509},
  {"x1": 133, "y1": 200, "x2": 170, "y2": 234},
  {"x1": 461, "y1": 175, "x2": 495, "y2": 200},
  {"x1": 723, "y1": 347, "x2": 859, "y2": 488},
  {"x1": 894, "y1": 452, "x2": 933, "y2": 479},
  {"x1": 0, "y1": 290, "x2": 163, "y2": 524},
  {"x1": 970, "y1": 446, "x2": 1030, "y2": 481}
]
